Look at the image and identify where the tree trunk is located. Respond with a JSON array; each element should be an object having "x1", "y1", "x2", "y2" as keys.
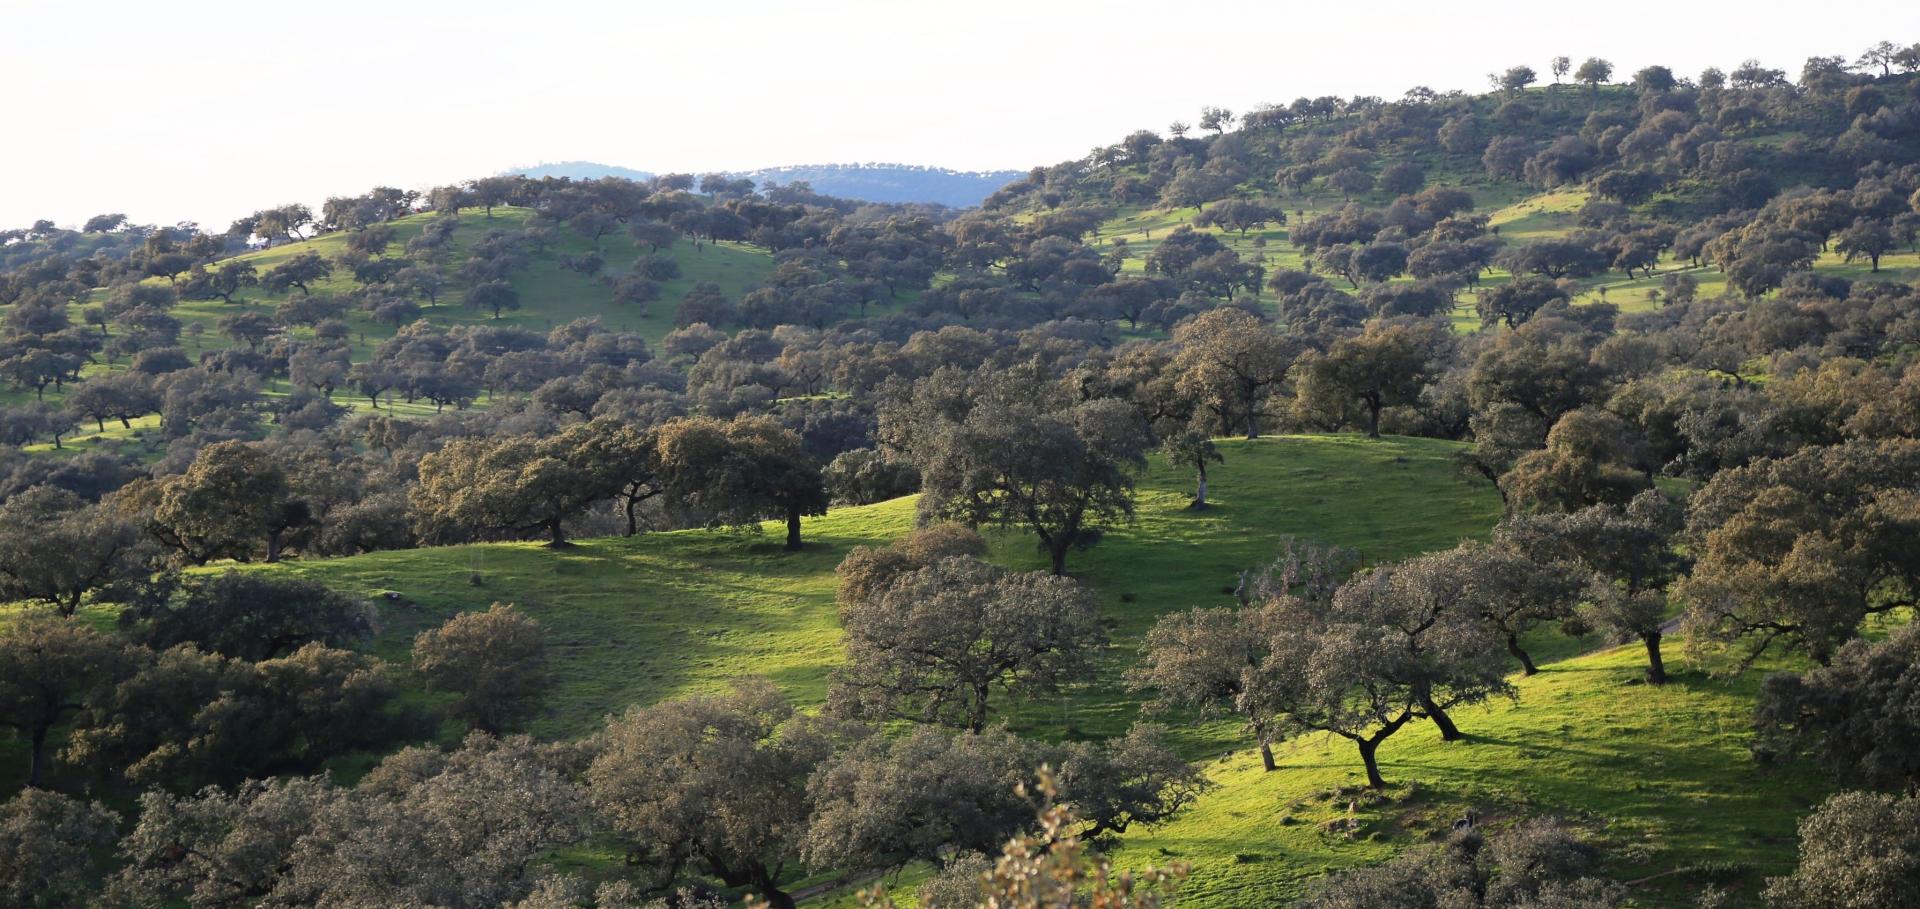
[
  {"x1": 1048, "y1": 541, "x2": 1069, "y2": 576},
  {"x1": 1357, "y1": 738, "x2": 1387, "y2": 789},
  {"x1": 1421, "y1": 693, "x2": 1465, "y2": 741},
  {"x1": 751, "y1": 868, "x2": 796, "y2": 909},
  {"x1": 547, "y1": 521, "x2": 567, "y2": 548},
  {"x1": 1245, "y1": 411, "x2": 1260, "y2": 440},
  {"x1": 624, "y1": 496, "x2": 640, "y2": 536},
  {"x1": 1506, "y1": 632, "x2": 1540, "y2": 675},
  {"x1": 1366, "y1": 401, "x2": 1382, "y2": 439},
  {"x1": 1258, "y1": 740, "x2": 1277, "y2": 772},
  {"x1": 1192, "y1": 464, "x2": 1210, "y2": 509},
  {"x1": 1643, "y1": 631, "x2": 1667, "y2": 684},
  {"x1": 265, "y1": 530, "x2": 283, "y2": 564},
  {"x1": 28, "y1": 723, "x2": 49, "y2": 789},
  {"x1": 968, "y1": 683, "x2": 991, "y2": 733},
  {"x1": 784, "y1": 506, "x2": 802, "y2": 551}
]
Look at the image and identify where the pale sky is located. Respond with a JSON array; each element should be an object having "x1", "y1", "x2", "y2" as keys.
[{"x1": 1, "y1": 0, "x2": 1910, "y2": 229}]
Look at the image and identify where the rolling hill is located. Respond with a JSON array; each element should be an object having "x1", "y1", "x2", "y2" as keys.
[
  {"x1": 122, "y1": 434, "x2": 1831, "y2": 906},
  {"x1": 5, "y1": 58, "x2": 1917, "y2": 909}
]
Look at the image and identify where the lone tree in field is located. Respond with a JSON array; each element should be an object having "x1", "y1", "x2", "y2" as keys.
[
  {"x1": 914, "y1": 397, "x2": 1147, "y2": 575},
  {"x1": 1328, "y1": 552, "x2": 1521, "y2": 743},
  {"x1": 262, "y1": 251, "x2": 332, "y2": 296},
  {"x1": 1138, "y1": 547, "x2": 1513, "y2": 785},
  {"x1": 1132, "y1": 539, "x2": 1355, "y2": 772},
  {"x1": 1401, "y1": 540, "x2": 1585, "y2": 678},
  {"x1": 1496, "y1": 65, "x2": 1537, "y2": 94},
  {"x1": 464, "y1": 279, "x2": 521, "y2": 319},
  {"x1": 411, "y1": 426, "x2": 630, "y2": 547},
  {"x1": 1294, "y1": 319, "x2": 1450, "y2": 438},
  {"x1": 655, "y1": 414, "x2": 828, "y2": 551},
  {"x1": 1170, "y1": 308, "x2": 1299, "y2": 439},
  {"x1": 1130, "y1": 604, "x2": 1286, "y2": 771},
  {"x1": 1253, "y1": 609, "x2": 1486, "y2": 788},
  {"x1": 0, "y1": 614, "x2": 129, "y2": 788},
  {"x1": 64, "y1": 372, "x2": 161, "y2": 432},
  {"x1": 1575, "y1": 57, "x2": 1614, "y2": 94},
  {"x1": 182, "y1": 260, "x2": 258, "y2": 304},
  {"x1": 587, "y1": 682, "x2": 835, "y2": 909},
  {"x1": 1835, "y1": 218, "x2": 1896, "y2": 273},
  {"x1": 829, "y1": 556, "x2": 1107, "y2": 732},
  {"x1": 412, "y1": 603, "x2": 550, "y2": 734},
  {"x1": 1476, "y1": 276, "x2": 1569, "y2": 329},
  {"x1": 1160, "y1": 428, "x2": 1223, "y2": 509},
  {"x1": 565, "y1": 419, "x2": 664, "y2": 537}
]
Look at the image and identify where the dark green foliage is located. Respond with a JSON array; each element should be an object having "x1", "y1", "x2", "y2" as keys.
[
  {"x1": 120, "y1": 571, "x2": 374, "y2": 662},
  {"x1": 1756, "y1": 624, "x2": 1920, "y2": 789}
]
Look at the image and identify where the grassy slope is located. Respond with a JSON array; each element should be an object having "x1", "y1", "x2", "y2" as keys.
[
  {"x1": 250, "y1": 434, "x2": 1506, "y2": 740},
  {"x1": 1092, "y1": 178, "x2": 1920, "y2": 339},
  {"x1": 19, "y1": 174, "x2": 1915, "y2": 456},
  {"x1": 5, "y1": 206, "x2": 778, "y2": 454},
  {"x1": 216, "y1": 434, "x2": 1818, "y2": 905},
  {"x1": 1106, "y1": 646, "x2": 1829, "y2": 908},
  {"x1": 0, "y1": 434, "x2": 1836, "y2": 905},
  {"x1": 170, "y1": 207, "x2": 776, "y2": 353}
]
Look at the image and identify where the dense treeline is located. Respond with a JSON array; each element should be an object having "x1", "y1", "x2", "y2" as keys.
[{"x1": 4, "y1": 38, "x2": 1920, "y2": 909}]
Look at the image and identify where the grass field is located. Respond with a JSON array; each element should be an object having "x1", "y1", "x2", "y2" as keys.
[
  {"x1": 0, "y1": 432, "x2": 1841, "y2": 905},
  {"x1": 208, "y1": 434, "x2": 1818, "y2": 904},
  {"x1": 243, "y1": 433, "x2": 1507, "y2": 741},
  {"x1": 1104, "y1": 644, "x2": 1831, "y2": 908}
]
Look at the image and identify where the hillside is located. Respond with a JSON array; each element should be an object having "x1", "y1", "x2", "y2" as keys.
[
  {"x1": 239, "y1": 434, "x2": 1504, "y2": 738},
  {"x1": 0, "y1": 205, "x2": 779, "y2": 456},
  {"x1": 171, "y1": 434, "x2": 1825, "y2": 905},
  {"x1": 1084, "y1": 186, "x2": 1919, "y2": 335},
  {"x1": 1102, "y1": 645, "x2": 1831, "y2": 908},
  {"x1": 5, "y1": 41, "x2": 1920, "y2": 909},
  {"x1": 187, "y1": 207, "x2": 776, "y2": 348}
]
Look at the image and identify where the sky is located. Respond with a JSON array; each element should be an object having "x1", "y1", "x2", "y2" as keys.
[{"x1": 1, "y1": 0, "x2": 1911, "y2": 229}]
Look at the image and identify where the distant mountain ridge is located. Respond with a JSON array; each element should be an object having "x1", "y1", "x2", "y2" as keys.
[{"x1": 507, "y1": 160, "x2": 1023, "y2": 208}]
